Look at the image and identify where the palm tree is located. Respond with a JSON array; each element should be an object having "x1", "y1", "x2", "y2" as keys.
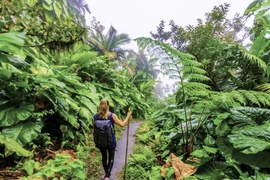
[
  {"x1": 66, "y1": 0, "x2": 90, "y2": 26},
  {"x1": 67, "y1": 0, "x2": 90, "y2": 15},
  {"x1": 88, "y1": 19, "x2": 131, "y2": 59}
]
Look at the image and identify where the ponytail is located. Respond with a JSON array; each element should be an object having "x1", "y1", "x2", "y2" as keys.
[{"x1": 98, "y1": 98, "x2": 109, "y2": 119}]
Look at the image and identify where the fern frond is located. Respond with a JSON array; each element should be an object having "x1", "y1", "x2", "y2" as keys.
[
  {"x1": 241, "y1": 47, "x2": 267, "y2": 70},
  {"x1": 135, "y1": 37, "x2": 210, "y2": 84},
  {"x1": 182, "y1": 66, "x2": 207, "y2": 74},
  {"x1": 183, "y1": 74, "x2": 211, "y2": 82},
  {"x1": 252, "y1": 90, "x2": 270, "y2": 106},
  {"x1": 182, "y1": 58, "x2": 202, "y2": 67},
  {"x1": 256, "y1": 83, "x2": 270, "y2": 93},
  {"x1": 183, "y1": 82, "x2": 211, "y2": 91},
  {"x1": 238, "y1": 90, "x2": 261, "y2": 107},
  {"x1": 232, "y1": 91, "x2": 247, "y2": 106},
  {"x1": 211, "y1": 92, "x2": 240, "y2": 109}
]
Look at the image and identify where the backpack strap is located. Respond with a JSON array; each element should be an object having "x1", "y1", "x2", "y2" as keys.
[
  {"x1": 108, "y1": 112, "x2": 113, "y2": 120},
  {"x1": 108, "y1": 112, "x2": 115, "y2": 134}
]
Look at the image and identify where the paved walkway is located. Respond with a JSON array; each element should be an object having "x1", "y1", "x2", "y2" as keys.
[{"x1": 98, "y1": 121, "x2": 142, "y2": 180}]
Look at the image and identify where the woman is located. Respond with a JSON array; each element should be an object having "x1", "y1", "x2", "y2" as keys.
[{"x1": 93, "y1": 98, "x2": 131, "y2": 180}]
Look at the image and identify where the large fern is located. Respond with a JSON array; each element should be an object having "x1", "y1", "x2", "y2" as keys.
[{"x1": 135, "y1": 37, "x2": 210, "y2": 83}]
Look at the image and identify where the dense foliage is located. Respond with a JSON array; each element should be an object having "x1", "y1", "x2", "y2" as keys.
[
  {"x1": 0, "y1": 0, "x2": 155, "y2": 179},
  {"x1": 1, "y1": 0, "x2": 270, "y2": 179},
  {"x1": 122, "y1": 1, "x2": 270, "y2": 179}
]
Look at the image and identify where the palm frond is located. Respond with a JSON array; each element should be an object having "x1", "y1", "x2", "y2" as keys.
[
  {"x1": 114, "y1": 33, "x2": 131, "y2": 46},
  {"x1": 104, "y1": 26, "x2": 117, "y2": 51}
]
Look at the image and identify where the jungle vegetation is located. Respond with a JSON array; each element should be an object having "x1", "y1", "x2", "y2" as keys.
[{"x1": 0, "y1": 0, "x2": 270, "y2": 179}]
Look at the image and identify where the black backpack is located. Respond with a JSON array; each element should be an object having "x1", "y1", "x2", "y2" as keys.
[{"x1": 93, "y1": 113, "x2": 115, "y2": 148}]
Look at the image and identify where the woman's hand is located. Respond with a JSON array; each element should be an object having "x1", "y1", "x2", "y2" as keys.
[{"x1": 127, "y1": 108, "x2": 132, "y2": 118}]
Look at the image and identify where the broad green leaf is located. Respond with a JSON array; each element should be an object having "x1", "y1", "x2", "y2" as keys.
[
  {"x1": 35, "y1": 75, "x2": 65, "y2": 88},
  {"x1": 228, "y1": 122, "x2": 270, "y2": 154},
  {"x1": 232, "y1": 149, "x2": 270, "y2": 168},
  {"x1": 58, "y1": 73, "x2": 84, "y2": 89},
  {"x1": 44, "y1": 11, "x2": 53, "y2": 21},
  {"x1": 27, "y1": 0, "x2": 38, "y2": 7},
  {"x1": 59, "y1": 111, "x2": 80, "y2": 129},
  {"x1": 60, "y1": 125, "x2": 68, "y2": 132},
  {"x1": 202, "y1": 146, "x2": 218, "y2": 154},
  {"x1": 42, "y1": 1, "x2": 52, "y2": 11},
  {"x1": 213, "y1": 112, "x2": 230, "y2": 126},
  {"x1": 2, "y1": 120, "x2": 44, "y2": 146},
  {"x1": 23, "y1": 160, "x2": 40, "y2": 175},
  {"x1": 0, "y1": 134, "x2": 31, "y2": 157},
  {"x1": 191, "y1": 149, "x2": 209, "y2": 158},
  {"x1": 161, "y1": 149, "x2": 170, "y2": 158},
  {"x1": 0, "y1": 32, "x2": 26, "y2": 54},
  {"x1": 195, "y1": 162, "x2": 230, "y2": 180},
  {"x1": 250, "y1": 35, "x2": 269, "y2": 57},
  {"x1": 53, "y1": 1, "x2": 62, "y2": 19},
  {"x1": 216, "y1": 138, "x2": 233, "y2": 159},
  {"x1": 0, "y1": 100, "x2": 9, "y2": 105},
  {"x1": 244, "y1": 0, "x2": 264, "y2": 15},
  {"x1": 254, "y1": 170, "x2": 270, "y2": 179},
  {"x1": 0, "y1": 101, "x2": 35, "y2": 126},
  {"x1": 37, "y1": 89, "x2": 58, "y2": 110},
  {"x1": 230, "y1": 107, "x2": 270, "y2": 126},
  {"x1": 112, "y1": 95, "x2": 126, "y2": 106},
  {"x1": 44, "y1": 0, "x2": 52, "y2": 4},
  {"x1": 86, "y1": 82, "x2": 97, "y2": 94},
  {"x1": 6, "y1": 55, "x2": 29, "y2": 66},
  {"x1": 0, "y1": 62, "x2": 22, "y2": 74},
  {"x1": 30, "y1": 66, "x2": 53, "y2": 75},
  {"x1": 0, "y1": 69, "x2": 12, "y2": 79},
  {"x1": 75, "y1": 96, "x2": 97, "y2": 114},
  {"x1": 65, "y1": 97, "x2": 80, "y2": 111},
  {"x1": 13, "y1": 78, "x2": 29, "y2": 88},
  {"x1": 69, "y1": 51, "x2": 97, "y2": 66},
  {"x1": 78, "y1": 107, "x2": 91, "y2": 120},
  {"x1": 204, "y1": 135, "x2": 216, "y2": 146},
  {"x1": 215, "y1": 120, "x2": 230, "y2": 136}
]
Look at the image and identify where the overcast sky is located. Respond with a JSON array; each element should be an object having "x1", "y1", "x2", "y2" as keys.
[{"x1": 85, "y1": 0, "x2": 254, "y2": 50}]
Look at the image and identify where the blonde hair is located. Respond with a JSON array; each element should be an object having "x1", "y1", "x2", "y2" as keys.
[{"x1": 98, "y1": 98, "x2": 109, "y2": 119}]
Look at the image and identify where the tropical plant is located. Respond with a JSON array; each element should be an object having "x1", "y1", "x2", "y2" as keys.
[
  {"x1": 136, "y1": 37, "x2": 212, "y2": 155},
  {"x1": 0, "y1": 1, "x2": 153, "y2": 179},
  {"x1": 22, "y1": 153, "x2": 86, "y2": 180},
  {"x1": 135, "y1": 35, "x2": 270, "y2": 178},
  {"x1": 0, "y1": 0, "x2": 88, "y2": 52},
  {"x1": 88, "y1": 18, "x2": 131, "y2": 59}
]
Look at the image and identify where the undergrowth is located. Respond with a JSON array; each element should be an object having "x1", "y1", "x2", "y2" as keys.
[{"x1": 118, "y1": 120, "x2": 164, "y2": 180}]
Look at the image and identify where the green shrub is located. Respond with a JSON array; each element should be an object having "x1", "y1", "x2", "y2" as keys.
[{"x1": 22, "y1": 154, "x2": 86, "y2": 180}]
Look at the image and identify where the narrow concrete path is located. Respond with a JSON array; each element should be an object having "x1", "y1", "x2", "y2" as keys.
[{"x1": 99, "y1": 121, "x2": 142, "y2": 180}]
